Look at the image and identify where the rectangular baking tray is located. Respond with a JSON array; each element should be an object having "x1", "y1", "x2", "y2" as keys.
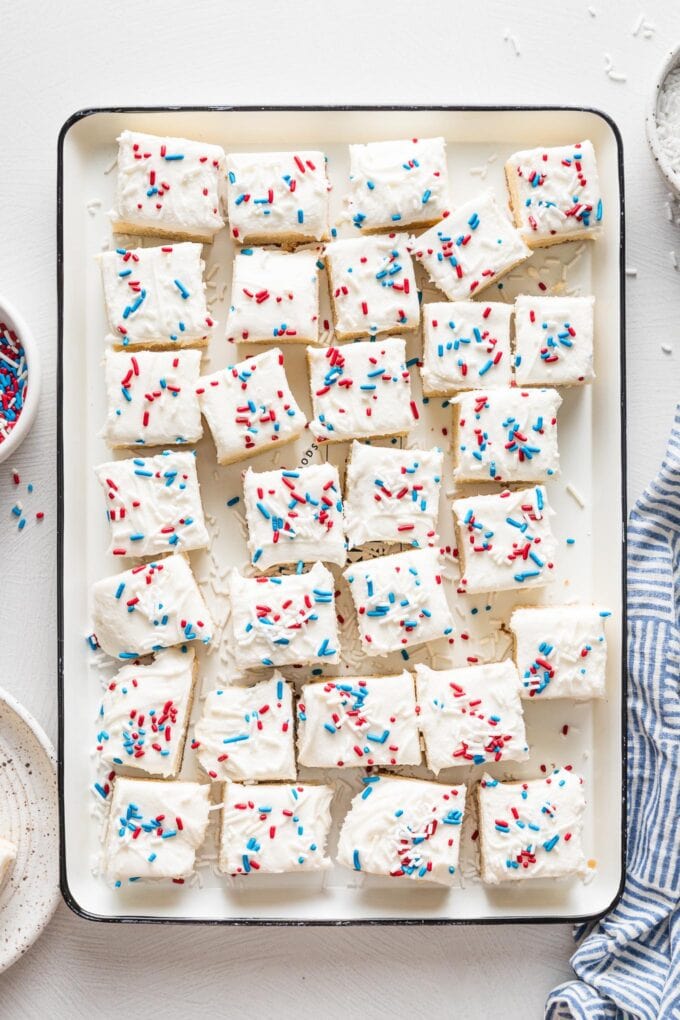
[{"x1": 58, "y1": 106, "x2": 626, "y2": 925}]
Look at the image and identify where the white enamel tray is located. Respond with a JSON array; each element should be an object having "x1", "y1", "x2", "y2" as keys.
[{"x1": 58, "y1": 107, "x2": 625, "y2": 924}]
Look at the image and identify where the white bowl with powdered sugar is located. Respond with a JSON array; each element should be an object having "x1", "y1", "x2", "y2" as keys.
[{"x1": 648, "y1": 45, "x2": 680, "y2": 197}]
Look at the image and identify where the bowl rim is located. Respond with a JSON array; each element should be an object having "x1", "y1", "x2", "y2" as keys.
[
  {"x1": 0, "y1": 292, "x2": 41, "y2": 463},
  {"x1": 646, "y1": 43, "x2": 680, "y2": 196}
]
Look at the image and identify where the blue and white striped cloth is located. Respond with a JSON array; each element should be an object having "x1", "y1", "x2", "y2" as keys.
[{"x1": 546, "y1": 409, "x2": 680, "y2": 1020}]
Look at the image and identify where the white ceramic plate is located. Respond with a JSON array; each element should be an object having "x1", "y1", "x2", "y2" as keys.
[
  {"x1": 0, "y1": 687, "x2": 59, "y2": 968},
  {"x1": 58, "y1": 107, "x2": 625, "y2": 924}
]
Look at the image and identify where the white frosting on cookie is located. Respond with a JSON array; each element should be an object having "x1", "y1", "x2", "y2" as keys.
[
  {"x1": 344, "y1": 441, "x2": 442, "y2": 549},
  {"x1": 0, "y1": 836, "x2": 16, "y2": 888},
  {"x1": 91, "y1": 555, "x2": 213, "y2": 660},
  {"x1": 228, "y1": 561, "x2": 339, "y2": 670},
  {"x1": 197, "y1": 348, "x2": 306, "y2": 465},
  {"x1": 453, "y1": 387, "x2": 562, "y2": 483},
  {"x1": 412, "y1": 191, "x2": 531, "y2": 301},
  {"x1": 415, "y1": 660, "x2": 528, "y2": 774},
  {"x1": 99, "y1": 243, "x2": 214, "y2": 349},
  {"x1": 347, "y1": 137, "x2": 450, "y2": 232},
  {"x1": 103, "y1": 777, "x2": 211, "y2": 882},
  {"x1": 324, "y1": 234, "x2": 419, "y2": 339},
  {"x1": 243, "y1": 462, "x2": 346, "y2": 570},
  {"x1": 193, "y1": 674, "x2": 295, "y2": 782},
  {"x1": 219, "y1": 782, "x2": 333, "y2": 875},
  {"x1": 453, "y1": 486, "x2": 557, "y2": 595},
  {"x1": 225, "y1": 248, "x2": 320, "y2": 344},
  {"x1": 297, "y1": 672, "x2": 421, "y2": 768},
  {"x1": 226, "y1": 151, "x2": 330, "y2": 244},
  {"x1": 510, "y1": 605, "x2": 609, "y2": 699},
  {"x1": 103, "y1": 349, "x2": 203, "y2": 449},
  {"x1": 505, "y1": 140, "x2": 602, "y2": 245},
  {"x1": 95, "y1": 450, "x2": 208, "y2": 559},
  {"x1": 514, "y1": 295, "x2": 595, "y2": 386},
  {"x1": 111, "y1": 131, "x2": 225, "y2": 241},
  {"x1": 421, "y1": 301, "x2": 513, "y2": 395},
  {"x1": 478, "y1": 768, "x2": 586, "y2": 884},
  {"x1": 343, "y1": 547, "x2": 454, "y2": 657},
  {"x1": 336, "y1": 775, "x2": 466, "y2": 886},
  {"x1": 97, "y1": 648, "x2": 196, "y2": 778},
  {"x1": 308, "y1": 338, "x2": 415, "y2": 442}
]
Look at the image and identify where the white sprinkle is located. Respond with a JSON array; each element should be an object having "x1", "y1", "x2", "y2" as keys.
[
  {"x1": 503, "y1": 30, "x2": 521, "y2": 56},
  {"x1": 632, "y1": 13, "x2": 644, "y2": 36},
  {"x1": 103, "y1": 156, "x2": 117, "y2": 176},
  {"x1": 671, "y1": 250, "x2": 678, "y2": 270},
  {"x1": 86, "y1": 199, "x2": 102, "y2": 217},
  {"x1": 662, "y1": 344, "x2": 673, "y2": 354},
  {"x1": 566, "y1": 483, "x2": 586, "y2": 509},
  {"x1": 625, "y1": 266, "x2": 638, "y2": 277},
  {"x1": 588, "y1": 5, "x2": 597, "y2": 15},
  {"x1": 604, "y1": 53, "x2": 627, "y2": 83}
]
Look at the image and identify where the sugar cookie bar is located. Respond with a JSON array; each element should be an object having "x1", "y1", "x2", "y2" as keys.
[
  {"x1": 308, "y1": 338, "x2": 415, "y2": 442},
  {"x1": 197, "y1": 348, "x2": 306, "y2": 465},
  {"x1": 452, "y1": 387, "x2": 562, "y2": 483},
  {"x1": 99, "y1": 243, "x2": 214, "y2": 350},
  {"x1": 343, "y1": 547, "x2": 454, "y2": 657},
  {"x1": 347, "y1": 137, "x2": 450, "y2": 232},
  {"x1": 453, "y1": 486, "x2": 557, "y2": 595},
  {"x1": 510, "y1": 605, "x2": 610, "y2": 699},
  {"x1": 111, "y1": 130, "x2": 225, "y2": 243},
  {"x1": 95, "y1": 450, "x2": 208, "y2": 559},
  {"x1": 344, "y1": 441, "x2": 443, "y2": 549},
  {"x1": 324, "y1": 235, "x2": 419, "y2": 339},
  {"x1": 228, "y1": 561, "x2": 339, "y2": 670},
  {"x1": 0, "y1": 837, "x2": 16, "y2": 888},
  {"x1": 243, "y1": 462, "x2": 346, "y2": 570},
  {"x1": 225, "y1": 248, "x2": 321, "y2": 345},
  {"x1": 91, "y1": 555, "x2": 213, "y2": 660},
  {"x1": 412, "y1": 191, "x2": 531, "y2": 301},
  {"x1": 103, "y1": 777, "x2": 211, "y2": 882},
  {"x1": 421, "y1": 301, "x2": 513, "y2": 396},
  {"x1": 226, "y1": 150, "x2": 330, "y2": 245},
  {"x1": 103, "y1": 349, "x2": 203, "y2": 449},
  {"x1": 219, "y1": 782, "x2": 333, "y2": 875},
  {"x1": 415, "y1": 661, "x2": 528, "y2": 773},
  {"x1": 514, "y1": 295, "x2": 595, "y2": 386},
  {"x1": 97, "y1": 647, "x2": 197, "y2": 778},
  {"x1": 505, "y1": 140, "x2": 602, "y2": 247},
  {"x1": 193, "y1": 674, "x2": 295, "y2": 782},
  {"x1": 337, "y1": 775, "x2": 466, "y2": 886},
  {"x1": 297, "y1": 672, "x2": 421, "y2": 768},
  {"x1": 477, "y1": 768, "x2": 586, "y2": 883}
]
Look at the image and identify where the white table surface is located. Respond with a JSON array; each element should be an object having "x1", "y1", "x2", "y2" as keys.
[{"x1": 1, "y1": 0, "x2": 678, "y2": 1015}]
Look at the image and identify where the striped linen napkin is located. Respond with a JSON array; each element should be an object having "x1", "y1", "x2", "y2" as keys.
[{"x1": 546, "y1": 409, "x2": 680, "y2": 1020}]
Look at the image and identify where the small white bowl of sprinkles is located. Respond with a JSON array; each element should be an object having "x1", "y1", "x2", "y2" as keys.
[
  {"x1": 0, "y1": 295, "x2": 40, "y2": 464},
  {"x1": 648, "y1": 45, "x2": 680, "y2": 197}
]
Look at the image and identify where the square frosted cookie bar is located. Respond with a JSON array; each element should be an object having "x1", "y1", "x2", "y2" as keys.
[
  {"x1": 0, "y1": 837, "x2": 16, "y2": 888},
  {"x1": 514, "y1": 295, "x2": 595, "y2": 386},
  {"x1": 344, "y1": 441, "x2": 443, "y2": 549},
  {"x1": 347, "y1": 137, "x2": 450, "y2": 232},
  {"x1": 343, "y1": 547, "x2": 454, "y2": 657},
  {"x1": 337, "y1": 775, "x2": 466, "y2": 886},
  {"x1": 324, "y1": 235, "x2": 419, "y2": 340},
  {"x1": 421, "y1": 301, "x2": 513, "y2": 396},
  {"x1": 412, "y1": 191, "x2": 531, "y2": 301},
  {"x1": 225, "y1": 248, "x2": 320, "y2": 345},
  {"x1": 219, "y1": 782, "x2": 333, "y2": 875},
  {"x1": 297, "y1": 672, "x2": 421, "y2": 768},
  {"x1": 477, "y1": 768, "x2": 586, "y2": 883},
  {"x1": 510, "y1": 605, "x2": 610, "y2": 699},
  {"x1": 226, "y1": 150, "x2": 330, "y2": 245},
  {"x1": 111, "y1": 131, "x2": 225, "y2": 243},
  {"x1": 193, "y1": 674, "x2": 295, "y2": 782},
  {"x1": 415, "y1": 660, "x2": 528, "y2": 773},
  {"x1": 453, "y1": 486, "x2": 557, "y2": 595},
  {"x1": 197, "y1": 348, "x2": 306, "y2": 465},
  {"x1": 91, "y1": 555, "x2": 212, "y2": 660},
  {"x1": 308, "y1": 338, "x2": 415, "y2": 443},
  {"x1": 103, "y1": 349, "x2": 203, "y2": 449},
  {"x1": 452, "y1": 387, "x2": 562, "y2": 484},
  {"x1": 103, "y1": 777, "x2": 211, "y2": 882},
  {"x1": 95, "y1": 450, "x2": 208, "y2": 559},
  {"x1": 228, "y1": 561, "x2": 339, "y2": 670},
  {"x1": 99, "y1": 243, "x2": 214, "y2": 350},
  {"x1": 505, "y1": 140, "x2": 602, "y2": 247},
  {"x1": 243, "y1": 462, "x2": 346, "y2": 570},
  {"x1": 97, "y1": 647, "x2": 197, "y2": 778}
]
